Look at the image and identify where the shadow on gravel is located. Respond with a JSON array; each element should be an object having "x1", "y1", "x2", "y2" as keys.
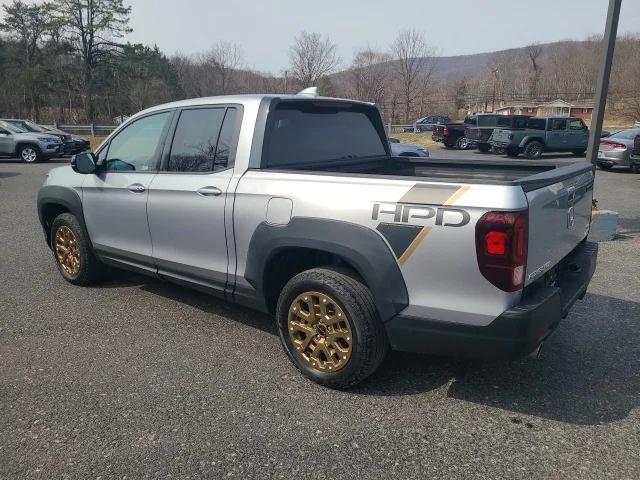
[
  {"x1": 95, "y1": 272, "x2": 640, "y2": 426},
  {"x1": 0, "y1": 171, "x2": 20, "y2": 178},
  {"x1": 357, "y1": 293, "x2": 640, "y2": 426}
]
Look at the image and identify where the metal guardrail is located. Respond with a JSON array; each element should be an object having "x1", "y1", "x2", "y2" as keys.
[{"x1": 43, "y1": 124, "x2": 118, "y2": 136}]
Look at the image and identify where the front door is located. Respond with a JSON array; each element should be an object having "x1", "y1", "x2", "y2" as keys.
[
  {"x1": 568, "y1": 118, "x2": 589, "y2": 151},
  {"x1": 82, "y1": 111, "x2": 172, "y2": 271},
  {"x1": 547, "y1": 118, "x2": 569, "y2": 150},
  {"x1": 147, "y1": 106, "x2": 241, "y2": 293},
  {"x1": 0, "y1": 129, "x2": 14, "y2": 155}
]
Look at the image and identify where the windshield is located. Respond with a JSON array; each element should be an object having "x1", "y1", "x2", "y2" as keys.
[
  {"x1": 7, "y1": 120, "x2": 45, "y2": 132},
  {"x1": 610, "y1": 129, "x2": 640, "y2": 140}
]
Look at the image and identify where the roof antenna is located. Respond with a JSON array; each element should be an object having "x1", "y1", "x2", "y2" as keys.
[{"x1": 297, "y1": 86, "x2": 318, "y2": 97}]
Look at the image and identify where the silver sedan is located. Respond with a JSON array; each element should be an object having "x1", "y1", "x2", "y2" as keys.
[{"x1": 597, "y1": 128, "x2": 640, "y2": 170}]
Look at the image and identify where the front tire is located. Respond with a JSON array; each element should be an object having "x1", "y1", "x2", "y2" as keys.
[
  {"x1": 51, "y1": 213, "x2": 105, "y2": 285},
  {"x1": 276, "y1": 267, "x2": 388, "y2": 389},
  {"x1": 18, "y1": 145, "x2": 42, "y2": 163},
  {"x1": 524, "y1": 141, "x2": 544, "y2": 159}
]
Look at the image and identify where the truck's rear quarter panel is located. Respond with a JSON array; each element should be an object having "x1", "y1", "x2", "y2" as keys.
[{"x1": 233, "y1": 172, "x2": 528, "y2": 327}]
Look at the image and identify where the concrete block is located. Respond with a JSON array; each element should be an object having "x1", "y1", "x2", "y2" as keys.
[{"x1": 588, "y1": 210, "x2": 619, "y2": 242}]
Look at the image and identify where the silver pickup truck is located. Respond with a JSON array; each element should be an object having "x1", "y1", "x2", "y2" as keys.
[{"x1": 37, "y1": 94, "x2": 597, "y2": 388}]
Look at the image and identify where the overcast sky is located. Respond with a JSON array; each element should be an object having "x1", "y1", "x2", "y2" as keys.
[{"x1": 2, "y1": 0, "x2": 639, "y2": 72}]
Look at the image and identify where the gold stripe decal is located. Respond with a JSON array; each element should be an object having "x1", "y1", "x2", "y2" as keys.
[
  {"x1": 398, "y1": 227, "x2": 432, "y2": 266},
  {"x1": 397, "y1": 185, "x2": 469, "y2": 266},
  {"x1": 443, "y1": 185, "x2": 470, "y2": 206}
]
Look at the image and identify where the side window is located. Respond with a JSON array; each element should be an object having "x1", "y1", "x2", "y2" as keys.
[
  {"x1": 215, "y1": 108, "x2": 238, "y2": 169},
  {"x1": 514, "y1": 117, "x2": 528, "y2": 129},
  {"x1": 570, "y1": 119, "x2": 586, "y2": 131},
  {"x1": 527, "y1": 118, "x2": 546, "y2": 130},
  {"x1": 166, "y1": 107, "x2": 239, "y2": 173},
  {"x1": 167, "y1": 108, "x2": 226, "y2": 172},
  {"x1": 551, "y1": 119, "x2": 567, "y2": 131},
  {"x1": 104, "y1": 112, "x2": 170, "y2": 172}
]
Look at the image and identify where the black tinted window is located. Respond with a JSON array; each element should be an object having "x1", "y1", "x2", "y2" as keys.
[
  {"x1": 265, "y1": 102, "x2": 386, "y2": 168},
  {"x1": 496, "y1": 116, "x2": 512, "y2": 127},
  {"x1": 477, "y1": 115, "x2": 499, "y2": 127},
  {"x1": 215, "y1": 108, "x2": 238, "y2": 169},
  {"x1": 551, "y1": 119, "x2": 567, "y2": 131},
  {"x1": 514, "y1": 117, "x2": 528, "y2": 128},
  {"x1": 168, "y1": 108, "x2": 225, "y2": 172},
  {"x1": 526, "y1": 118, "x2": 546, "y2": 130},
  {"x1": 104, "y1": 112, "x2": 170, "y2": 172}
]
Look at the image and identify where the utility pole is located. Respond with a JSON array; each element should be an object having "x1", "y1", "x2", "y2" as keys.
[
  {"x1": 491, "y1": 68, "x2": 499, "y2": 113},
  {"x1": 587, "y1": 0, "x2": 622, "y2": 167}
]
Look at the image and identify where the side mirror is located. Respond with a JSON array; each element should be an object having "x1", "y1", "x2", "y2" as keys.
[{"x1": 71, "y1": 152, "x2": 97, "y2": 174}]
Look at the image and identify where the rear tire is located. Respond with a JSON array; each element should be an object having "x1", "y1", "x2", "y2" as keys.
[
  {"x1": 276, "y1": 267, "x2": 388, "y2": 389},
  {"x1": 477, "y1": 143, "x2": 491, "y2": 153},
  {"x1": 598, "y1": 164, "x2": 613, "y2": 170},
  {"x1": 524, "y1": 141, "x2": 544, "y2": 159},
  {"x1": 572, "y1": 149, "x2": 586, "y2": 156},
  {"x1": 18, "y1": 145, "x2": 42, "y2": 163},
  {"x1": 631, "y1": 163, "x2": 640, "y2": 174},
  {"x1": 51, "y1": 213, "x2": 106, "y2": 285},
  {"x1": 455, "y1": 137, "x2": 469, "y2": 150}
]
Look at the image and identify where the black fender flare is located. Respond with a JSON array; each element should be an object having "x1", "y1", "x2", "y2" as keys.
[
  {"x1": 244, "y1": 217, "x2": 409, "y2": 322},
  {"x1": 37, "y1": 185, "x2": 86, "y2": 246},
  {"x1": 520, "y1": 136, "x2": 545, "y2": 149}
]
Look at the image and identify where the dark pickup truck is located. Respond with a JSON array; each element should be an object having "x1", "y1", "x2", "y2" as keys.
[
  {"x1": 432, "y1": 121, "x2": 471, "y2": 149},
  {"x1": 464, "y1": 114, "x2": 531, "y2": 153},
  {"x1": 491, "y1": 117, "x2": 589, "y2": 159}
]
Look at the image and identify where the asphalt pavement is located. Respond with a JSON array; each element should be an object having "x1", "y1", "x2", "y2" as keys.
[{"x1": 1, "y1": 154, "x2": 639, "y2": 479}]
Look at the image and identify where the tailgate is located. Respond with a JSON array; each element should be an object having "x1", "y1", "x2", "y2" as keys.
[
  {"x1": 492, "y1": 129, "x2": 512, "y2": 143},
  {"x1": 525, "y1": 167, "x2": 594, "y2": 285},
  {"x1": 432, "y1": 125, "x2": 445, "y2": 136}
]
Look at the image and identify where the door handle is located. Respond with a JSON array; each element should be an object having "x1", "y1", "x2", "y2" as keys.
[
  {"x1": 197, "y1": 186, "x2": 222, "y2": 197},
  {"x1": 128, "y1": 183, "x2": 145, "y2": 193}
]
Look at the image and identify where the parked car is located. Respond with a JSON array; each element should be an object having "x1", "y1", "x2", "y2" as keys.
[
  {"x1": 491, "y1": 117, "x2": 589, "y2": 159},
  {"x1": 630, "y1": 134, "x2": 640, "y2": 173},
  {"x1": 432, "y1": 121, "x2": 472, "y2": 149},
  {"x1": 388, "y1": 138, "x2": 429, "y2": 157},
  {"x1": 40, "y1": 125, "x2": 90, "y2": 155},
  {"x1": 38, "y1": 94, "x2": 597, "y2": 388},
  {"x1": 1, "y1": 119, "x2": 89, "y2": 156},
  {"x1": 403, "y1": 115, "x2": 451, "y2": 132},
  {"x1": 0, "y1": 120, "x2": 63, "y2": 163},
  {"x1": 465, "y1": 114, "x2": 531, "y2": 152},
  {"x1": 596, "y1": 128, "x2": 640, "y2": 171}
]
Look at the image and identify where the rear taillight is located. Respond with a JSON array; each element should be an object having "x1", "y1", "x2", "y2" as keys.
[
  {"x1": 475, "y1": 210, "x2": 528, "y2": 292},
  {"x1": 600, "y1": 140, "x2": 627, "y2": 151},
  {"x1": 443, "y1": 126, "x2": 449, "y2": 136}
]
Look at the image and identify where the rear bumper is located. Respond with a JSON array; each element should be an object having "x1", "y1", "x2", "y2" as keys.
[
  {"x1": 597, "y1": 150, "x2": 630, "y2": 167},
  {"x1": 385, "y1": 241, "x2": 598, "y2": 359}
]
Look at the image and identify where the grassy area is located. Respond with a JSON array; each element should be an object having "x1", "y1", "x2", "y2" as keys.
[
  {"x1": 392, "y1": 132, "x2": 441, "y2": 149},
  {"x1": 89, "y1": 136, "x2": 107, "y2": 151}
]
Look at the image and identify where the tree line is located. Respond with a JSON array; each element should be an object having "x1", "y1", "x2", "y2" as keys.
[{"x1": 1, "y1": 0, "x2": 639, "y2": 125}]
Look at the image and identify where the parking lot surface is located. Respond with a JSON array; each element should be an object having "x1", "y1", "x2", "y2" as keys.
[{"x1": 1, "y1": 153, "x2": 639, "y2": 479}]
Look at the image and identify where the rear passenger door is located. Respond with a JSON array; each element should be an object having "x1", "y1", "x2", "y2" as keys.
[
  {"x1": 546, "y1": 118, "x2": 569, "y2": 150},
  {"x1": 146, "y1": 105, "x2": 242, "y2": 293}
]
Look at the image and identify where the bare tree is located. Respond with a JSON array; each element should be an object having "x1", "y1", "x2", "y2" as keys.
[
  {"x1": 391, "y1": 29, "x2": 438, "y2": 122},
  {"x1": 526, "y1": 43, "x2": 544, "y2": 97},
  {"x1": 347, "y1": 47, "x2": 392, "y2": 105},
  {"x1": 206, "y1": 41, "x2": 243, "y2": 94},
  {"x1": 289, "y1": 31, "x2": 340, "y2": 87},
  {"x1": 53, "y1": 0, "x2": 132, "y2": 121}
]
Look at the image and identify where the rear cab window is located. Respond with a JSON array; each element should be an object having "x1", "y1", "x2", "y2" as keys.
[{"x1": 263, "y1": 100, "x2": 387, "y2": 169}]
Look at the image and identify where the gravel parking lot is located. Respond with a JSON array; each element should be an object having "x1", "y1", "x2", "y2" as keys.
[{"x1": 1, "y1": 154, "x2": 639, "y2": 479}]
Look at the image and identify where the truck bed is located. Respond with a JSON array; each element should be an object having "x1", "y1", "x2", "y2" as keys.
[{"x1": 292, "y1": 156, "x2": 592, "y2": 191}]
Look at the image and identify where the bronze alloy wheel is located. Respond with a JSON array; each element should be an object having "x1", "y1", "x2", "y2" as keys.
[
  {"x1": 288, "y1": 291, "x2": 353, "y2": 372},
  {"x1": 54, "y1": 226, "x2": 81, "y2": 276}
]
